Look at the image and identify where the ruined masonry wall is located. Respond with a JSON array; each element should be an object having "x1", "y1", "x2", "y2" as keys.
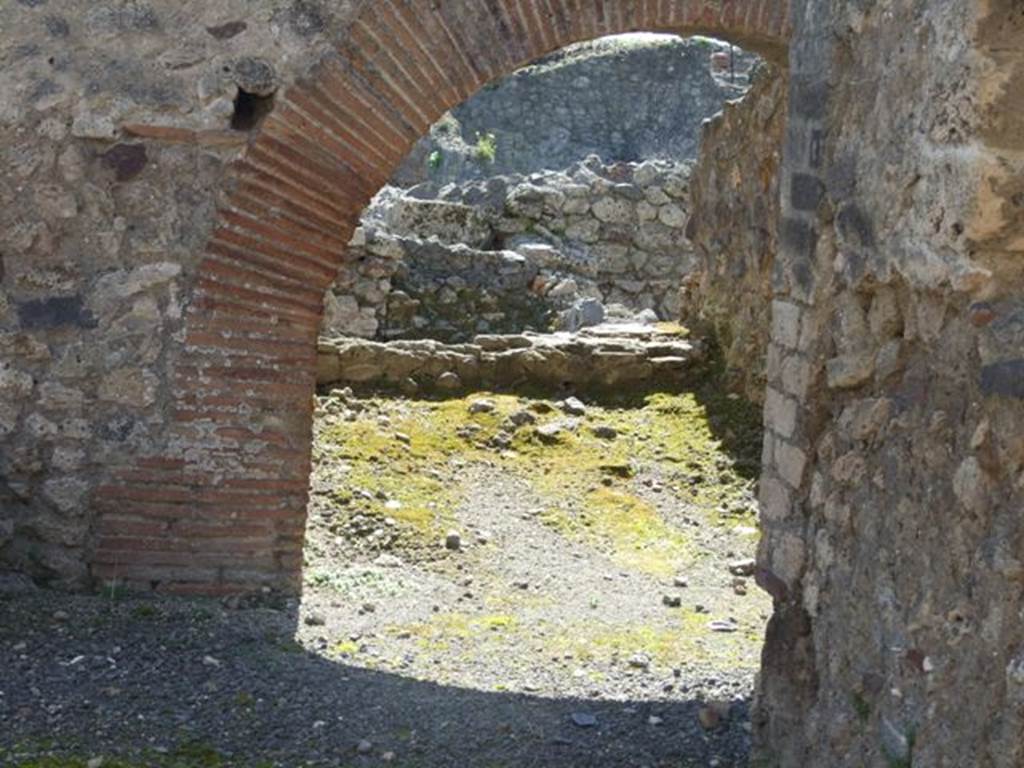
[
  {"x1": 392, "y1": 34, "x2": 756, "y2": 186},
  {"x1": 0, "y1": 0, "x2": 364, "y2": 585},
  {"x1": 751, "y1": 2, "x2": 1024, "y2": 766},
  {"x1": 685, "y1": 65, "x2": 786, "y2": 405},
  {"x1": 323, "y1": 158, "x2": 695, "y2": 342}
]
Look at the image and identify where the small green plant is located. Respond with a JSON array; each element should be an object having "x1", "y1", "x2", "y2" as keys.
[
  {"x1": 428, "y1": 149, "x2": 442, "y2": 170},
  {"x1": 851, "y1": 691, "x2": 872, "y2": 722},
  {"x1": 473, "y1": 131, "x2": 497, "y2": 164},
  {"x1": 171, "y1": 740, "x2": 224, "y2": 767},
  {"x1": 132, "y1": 603, "x2": 159, "y2": 620}
]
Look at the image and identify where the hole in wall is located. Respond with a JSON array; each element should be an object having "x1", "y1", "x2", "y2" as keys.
[{"x1": 230, "y1": 88, "x2": 275, "y2": 132}]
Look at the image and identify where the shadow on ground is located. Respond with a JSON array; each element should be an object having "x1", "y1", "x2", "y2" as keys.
[
  {"x1": 691, "y1": 383, "x2": 764, "y2": 483},
  {"x1": 0, "y1": 591, "x2": 753, "y2": 768}
]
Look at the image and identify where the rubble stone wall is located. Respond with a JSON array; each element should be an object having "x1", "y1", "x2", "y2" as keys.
[
  {"x1": 316, "y1": 324, "x2": 704, "y2": 395},
  {"x1": 0, "y1": 0, "x2": 361, "y2": 586},
  {"x1": 684, "y1": 64, "x2": 787, "y2": 405},
  {"x1": 391, "y1": 33, "x2": 758, "y2": 186},
  {"x1": 751, "y1": 1, "x2": 1024, "y2": 766},
  {"x1": 324, "y1": 158, "x2": 696, "y2": 342}
]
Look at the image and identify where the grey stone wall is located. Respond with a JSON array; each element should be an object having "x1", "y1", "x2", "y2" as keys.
[
  {"x1": 753, "y1": 2, "x2": 1024, "y2": 766},
  {"x1": 316, "y1": 324, "x2": 704, "y2": 395},
  {"x1": 393, "y1": 34, "x2": 759, "y2": 186},
  {"x1": 684, "y1": 64, "x2": 787, "y2": 404},
  {"x1": 0, "y1": 0, "x2": 361, "y2": 585},
  {"x1": 323, "y1": 158, "x2": 695, "y2": 342}
]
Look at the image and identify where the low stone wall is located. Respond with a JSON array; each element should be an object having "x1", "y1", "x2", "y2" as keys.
[
  {"x1": 317, "y1": 323, "x2": 704, "y2": 394},
  {"x1": 323, "y1": 158, "x2": 696, "y2": 342},
  {"x1": 683, "y1": 65, "x2": 787, "y2": 405}
]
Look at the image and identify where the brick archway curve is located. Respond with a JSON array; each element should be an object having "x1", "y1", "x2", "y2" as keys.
[{"x1": 93, "y1": 0, "x2": 790, "y2": 595}]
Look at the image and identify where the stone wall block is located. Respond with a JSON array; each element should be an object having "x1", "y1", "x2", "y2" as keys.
[
  {"x1": 774, "y1": 439, "x2": 808, "y2": 489},
  {"x1": 764, "y1": 387, "x2": 798, "y2": 438},
  {"x1": 825, "y1": 351, "x2": 875, "y2": 390},
  {"x1": 780, "y1": 355, "x2": 812, "y2": 398},
  {"x1": 759, "y1": 474, "x2": 794, "y2": 523},
  {"x1": 771, "y1": 300, "x2": 802, "y2": 349}
]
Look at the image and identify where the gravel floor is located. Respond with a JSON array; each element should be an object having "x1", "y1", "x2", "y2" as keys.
[
  {"x1": 0, "y1": 589, "x2": 756, "y2": 768},
  {"x1": 1, "y1": 390, "x2": 768, "y2": 768}
]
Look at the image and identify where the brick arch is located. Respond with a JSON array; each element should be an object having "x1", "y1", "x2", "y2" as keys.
[{"x1": 92, "y1": 0, "x2": 790, "y2": 594}]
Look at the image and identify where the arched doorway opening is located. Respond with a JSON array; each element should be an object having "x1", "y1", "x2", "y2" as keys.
[
  {"x1": 296, "y1": 27, "x2": 780, "y2": 768},
  {"x1": 91, "y1": 0, "x2": 790, "y2": 599},
  {"x1": 31, "y1": 3, "x2": 789, "y2": 766}
]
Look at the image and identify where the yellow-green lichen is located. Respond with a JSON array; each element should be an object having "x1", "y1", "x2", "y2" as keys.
[
  {"x1": 388, "y1": 612, "x2": 519, "y2": 653},
  {"x1": 546, "y1": 616, "x2": 762, "y2": 672},
  {"x1": 653, "y1": 321, "x2": 690, "y2": 337},
  {"x1": 314, "y1": 389, "x2": 761, "y2": 555},
  {"x1": 541, "y1": 488, "x2": 692, "y2": 577}
]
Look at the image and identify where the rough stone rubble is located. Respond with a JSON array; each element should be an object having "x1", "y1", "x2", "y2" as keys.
[
  {"x1": 393, "y1": 33, "x2": 759, "y2": 186},
  {"x1": 324, "y1": 157, "x2": 697, "y2": 342}
]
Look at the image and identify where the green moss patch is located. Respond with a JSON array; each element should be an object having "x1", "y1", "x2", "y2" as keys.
[
  {"x1": 540, "y1": 488, "x2": 692, "y2": 577},
  {"x1": 313, "y1": 389, "x2": 761, "y2": 556},
  {"x1": 546, "y1": 615, "x2": 763, "y2": 672}
]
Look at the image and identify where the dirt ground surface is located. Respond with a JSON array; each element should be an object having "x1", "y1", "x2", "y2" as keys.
[{"x1": 1, "y1": 386, "x2": 768, "y2": 768}]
